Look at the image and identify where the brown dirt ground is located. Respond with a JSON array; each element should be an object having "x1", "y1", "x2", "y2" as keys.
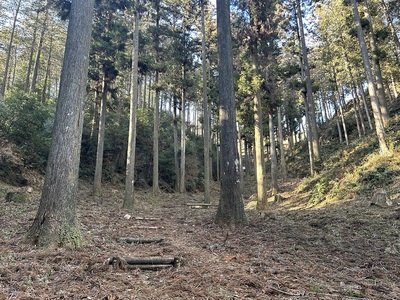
[{"x1": 1, "y1": 179, "x2": 400, "y2": 300}]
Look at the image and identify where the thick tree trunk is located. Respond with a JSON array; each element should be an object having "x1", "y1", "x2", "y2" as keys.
[
  {"x1": 215, "y1": 0, "x2": 246, "y2": 226},
  {"x1": 124, "y1": 10, "x2": 139, "y2": 209},
  {"x1": 26, "y1": 0, "x2": 94, "y2": 248},
  {"x1": 351, "y1": 0, "x2": 389, "y2": 155}
]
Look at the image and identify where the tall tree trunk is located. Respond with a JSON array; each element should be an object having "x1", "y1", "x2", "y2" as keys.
[
  {"x1": 1, "y1": 0, "x2": 21, "y2": 98},
  {"x1": 358, "y1": 83, "x2": 373, "y2": 130},
  {"x1": 179, "y1": 77, "x2": 186, "y2": 193},
  {"x1": 93, "y1": 76, "x2": 108, "y2": 195},
  {"x1": 123, "y1": 10, "x2": 139, "y2": 209},
  {"x1": 153, "y1": 71, "x2": 160, "y2": 193},
  {"x1": 173, "y1": 98, "x2": 180, "y2": 191},
  {"x1": 26, "y1": 0, "x2": 95, "y2": 248},
  {"x1": 253, "y1": 88, "x2": 267, "y2": 209},
  {"x1": 277, "y1": 107, "x2": 287, "y2": 181},
  {"x1": 215, "y1": 0, "x2": 246, "y2": 226},
  {"x1": 337, "y1": 89, "x2": 349, "y2": 145},
  {"x1": 295, "y1": 0, "x2": 321, "y2": 161},
  {"x1": 41, "y1": 30, "x2": 53, "y2": 103},
  {"x1": 201, "y1": 1, "x2": 211, "y2": 203},
  {"x1": 269, "y1": 112, "x2": 278, "y2": 195},
  {"x1": 25, "y1": 10, "x2": 40, "y2": 93},
  {"x1": 365, "y1": 0, "x2": 389, "y2": 126},
  {"x1": 351, "y1": 0, "x2": 389, "y2": 154},
  {"x1": 30, "y1": 4, "x2": 49, "y2": 93},
  {"x1": 379, "y1": 0, "x2": 400, "y2": 60}
]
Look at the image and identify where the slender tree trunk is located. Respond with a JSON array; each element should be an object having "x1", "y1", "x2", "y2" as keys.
[
  {"x1": 379, "y1": 0, "x2": 400, "y2": 60},
  {"x1": 25, "y1": 10, "x2": 40, "y2": 93},
  {"x1": 253, "y1": 89, "x2": 267, "y2": 209},
  {"x1": 358, "y1": 83, "x2": 373, "y2": 130},
  {"x1": 124, "y1": 10, "x2": 139, "y2": 209},
  {"x1": 351, "y1": 0, "x2": 389, "y2": 154},
  {"x1": 41, "y1": 31, "x2": 53, "y2": 103},
  {"x1": 26, "y1": 0, "x2": 94, "y2": 248},
  {"x1": 237, "y1": 123, "x2": 244, "y2": 192},
  {"x1": 277, "y1": 107, "x2": 287, "y2": 181},
  {"x1": 1, "y1": 0, "x2": 21, "y2": 98},
  {"x1": 30, "y1": 4, "x2": 49, "y2": 93},
  {"x1": 269, "y1": 112, "x2": 278, "y2": 195},
  {"x1": 337, "y1": 89, "x2": 349, "y2": 145},
  {"x1": 390, "y1": 74, "x2": 398, "y2": 99},
  {"x1": 364, "y1": 0, "x2": 389, "y2": 126},
  {"x1": 295, "y1": 0, "x2": 320, "y2": 161},
  {"x1": 201, "y1": 1, "x2": 211, "y2": 203},
  {"x1": 173, "y1": 98, "x2": 179, "y2": 191},
  {"x1": 215, "y1": 0, "x2": 246, "y2": 226},
  {"x1": 93, "y1": 76, "x2": 108, "y2": 196},
  {"x1": 179, "y1": 81, "x2": 186, "y2": 193},
  {"x1": 153, "y1": 72, "x2": 160, "y2": 193}
]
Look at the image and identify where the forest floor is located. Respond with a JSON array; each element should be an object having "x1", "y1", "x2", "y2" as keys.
[{"x1": 1, "y1": 176, "x2": 400, "y2": 300}]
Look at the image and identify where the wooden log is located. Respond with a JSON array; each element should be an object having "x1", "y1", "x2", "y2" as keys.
[
  {"x1": 134, "y1": 217, "x2": 160, "y2": 221},
  {"x1": 124, "y1": 257, "x2": 177, "y2": 265},
  {"x1": 134, "y1": 226, "x2": 164, "y2": 230},
  {"x1": 127, "y1": 264, "x2": 173, "y2": 270},
  {"x1": 119, "y1": 238, "x2": 164, "y2": 244},
  {"x1": 108, "y1": 256, "x2": 181, "y2": 270},
  {"x1": 186, "y1": 202, "x2": 216, "y2": 209}
]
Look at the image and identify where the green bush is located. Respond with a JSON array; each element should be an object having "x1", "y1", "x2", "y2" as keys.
[{"x1": 0, "y1": 91, "x2": 54, "y2": 169}]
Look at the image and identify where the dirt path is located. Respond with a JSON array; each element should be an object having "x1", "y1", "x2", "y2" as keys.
[{"x1": 1, "y1": 182, "x2": 399, "y2": 299}]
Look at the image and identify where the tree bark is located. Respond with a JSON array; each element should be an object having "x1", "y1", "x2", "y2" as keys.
[
  {"x1": 179, "y1": 67, "x2": 186, "y2": 193},
  {"x1": 351, "y1": 0, "x2": 389, "y2": 155},
  {"x1": 25, "y1": 10, "x2": 40, "y2": 93},
  {"x1": 26, "y1": 0, "x2": 95, "y2": 248},
  {"x1": 364, "y1": 0, "x2": 389, "y2": 126},
  {"x1": 1, "y1": 0, "x2": 21, "y2": 98},
  {"x1": 269, "y1": 112, "x2": 278, "y2": 195},
  {"x1": 30, "y1": 4, "x2": 49, "y2": 93},
  {"x1": 277, "y1": 107, "x2": 287, "y2": 181},
  {"x1": 93, "y1": 76, "x2": 108, "y2": 195},
  {"x1": 215, "y1": 0, "x2": 246, "y2": 226},
  {"x1": 124, "y1": 9, "x2": 140, "y2": 209},
  {"x1": 295, "y1": 0, "x2": 321, "y2": 161},
  {"x1": 153, "y1": 71, "x2": 160, "y2": 193},
  {"x1": 201, "y1": 1, "x2": 211, "y2": 203}
]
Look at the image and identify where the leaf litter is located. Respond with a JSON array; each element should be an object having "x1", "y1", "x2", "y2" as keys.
[{"x1": 0, "y1": 179, "x2": 399, "y2": 300}]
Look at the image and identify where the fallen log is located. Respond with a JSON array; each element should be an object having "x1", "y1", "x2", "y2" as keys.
[
  {"x1": 133, "y1": 226, "x2": 164, "y2": 230},
  {"x1": 108, "y1": 256, "x2": 181, "y2": 270},
  {"x1": 124, "y1": 257, "x2": 177, "y2": 265},
  {"x1": 134, "y1": 217, "x2": 161, "y2": 221},
  {"x1": 127, "y1": 264, "x2": 173, "y2": 270},
  {"x1": 119, "y1": 238, "x2": 164, "y2": 244},
  {"x1": 186, "y1": 202, "x2": 216, "y2": 209}
]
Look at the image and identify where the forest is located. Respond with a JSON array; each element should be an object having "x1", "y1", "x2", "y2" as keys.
[{"x1": 0, "y1": 0, "x2": 399, "y2": 298}]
